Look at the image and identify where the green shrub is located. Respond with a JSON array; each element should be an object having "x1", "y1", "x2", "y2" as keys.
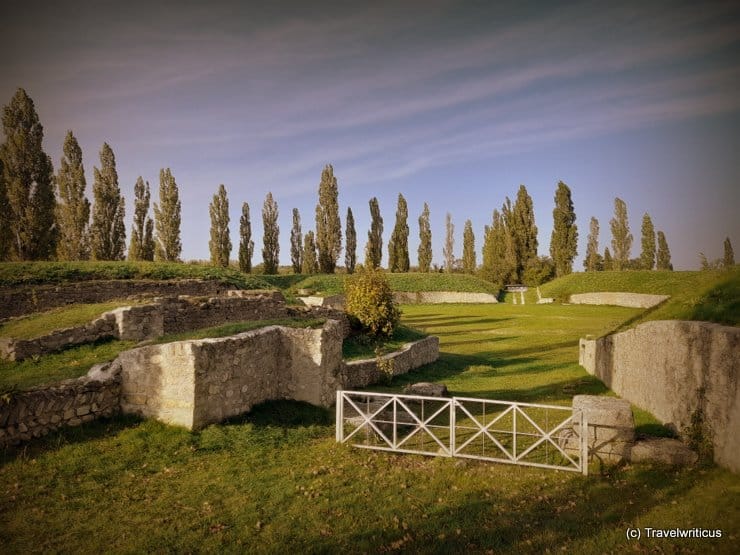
[{"x1": 345, "y1": 269, "x2": 400, "y2": 337}]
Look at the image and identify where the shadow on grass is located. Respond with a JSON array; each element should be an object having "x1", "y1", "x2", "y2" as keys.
[
  {"x1": 404, "y1": 316, "x2": 513, "y2": 330},
  {"x1": 221, "y1": 399, "x2": 334, "y2": 429}
]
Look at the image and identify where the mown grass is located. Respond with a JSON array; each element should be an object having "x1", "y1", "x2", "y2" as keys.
[
  {"x1": 540, "y1": 268, "x2": 740, "y2": 327},
  {"x1": 4, "y1": 303, "x2": 737, "y2": 553},
  {"x1": 0, "y1": 302, "x2": 135, "y2": 340},
  {"x1": 342, "y1": 325, "x2": 428, "y2": 360},
  {"x1": 0, "y1": 339, "x2": 135, "y2": 391},
  {"x1": 293, "y1": 272, "x2": 499, "y2": 296},
  {"x1": 0, "y1": 261, "x2": 272, "y2": 289}
]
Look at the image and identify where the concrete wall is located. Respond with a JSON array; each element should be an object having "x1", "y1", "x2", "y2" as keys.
[
  {"x1": 0, "y1": 279, "x2": 236, "y2": 320},
  {"x1": 0, "y1": 363, "x2": 121, "y2": 447},
  {"x1": 569, "y1": 292, "x2": 669, "y2": 308},
  {"x1": 580, "y1": 320, "x2": 740, "y2": 472}
]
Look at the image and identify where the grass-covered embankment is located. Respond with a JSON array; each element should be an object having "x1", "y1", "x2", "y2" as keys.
[
  {"x1": 0, "y1": 261, "x2": 272, "y2": 290},
  {"x1": 293, "y1": 272, "x2": 499, "y2": 296}
]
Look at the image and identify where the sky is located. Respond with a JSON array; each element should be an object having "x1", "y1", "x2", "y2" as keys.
[{"x1": 1, "y1": 0, "x2": 739, "y2": 270}]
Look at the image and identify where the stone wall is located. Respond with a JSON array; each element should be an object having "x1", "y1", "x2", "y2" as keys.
[
  {"x1": 1, "y1": 292, "x2": 299, "y2": 362},
  {"x1": 580, "y1": 320, "x2": 740, "y2": 472},
  {"x1": 0, "y1": 362, "x2": 121, "y2": 447},
  {"x1": 118, "y1": 320, "x2": 347, "y2": 430},
  {"x1": 393, "y1": 291, "x2": 498, "y2": 304},
  {"x1": 343, "y1": 336, "x2": 440, "y2": 388},
  {"x1": 569, "y1": 292, "x2": 669, "y2": 308},
  {"x1": 0, "y1": 279, "x2": 236, "y2": 320}
]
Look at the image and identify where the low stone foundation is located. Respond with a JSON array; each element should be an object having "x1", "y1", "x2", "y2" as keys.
[
  {"x1": 0, "y1": 364, "x2": 121, "y2": 446},
  {"x1": 569, "y1": 292, "x2": 669, "y2": 308},
  {"x1": 343, "y1": 337, "x2": 440, "y2": 388}
]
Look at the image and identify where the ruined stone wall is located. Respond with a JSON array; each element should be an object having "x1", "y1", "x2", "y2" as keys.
[
  {"x1": 0, "y1": 364, "x2": 121, "y2": 447},
  {"x1": 393, "y1": 292, "x2": 498, "y2": 304},
  {"x1": 0, "y1": 279, "x2": 235, "y2": 320},
  {"x1": 580, "y1": 320, "x2": 740, "y2": 472},
  {"x1": 343, "y1": 336, "x2": 440, "y2": 388},
  {"x1": 569, "y1": 292, "x2": 669, "y2": 308}
]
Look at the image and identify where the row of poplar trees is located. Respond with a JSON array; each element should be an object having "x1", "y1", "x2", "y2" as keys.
[{"x1": 0, "y1": 88, "x2": 182, "y2": 263}]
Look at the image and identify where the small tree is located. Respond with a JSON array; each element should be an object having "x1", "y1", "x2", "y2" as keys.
[
  {"x1": 56, "y1": 131, "x2": 90, "y2": 260},
  {"x1": 584, "y1": 217, "x2": 600, "y2": 272},
  {"x1": 443, "y1": 212, "x2": 455, "y2": 273},
  {"x1": 128, "y1": 176, "x2": 154, "y2": 261},
  {"x1": 418, "y1": 202, "x2": 432, "y2": 272},
  {"x1": 550, "y1": 181, "x2": 577, "y2": 277},
  {"x1": 610, "y1": 197, "x2": 632, "y2": 270},
  {"x1": 523, "y1": 256, "x2": 555, "y2": 286},
  {"x1": 365, "y1": 197, "x2": 383, "y2": 269},
  {"x1": 462, "y1": 219, "x2": 476, "y2": 273},
  {"x1": 656, "y1": 231, "x2": 673, "y2": 270},
  {"x1": 90, "y1": 143, "x2": 126, "y2": 260},
  {"x1": 290, "y1": 208, "x2": 303, "y2": 274},
  {"x1": 723, "y1": 237, "x2": 735, "y2": 268},
  {"x1": 315, "y1": 164, "x2": 342, "y2": 273},
  {"x1": 239, "y1": 202, "x2": 254, "y2": 273},
  {"x1": 345, "y1": 268, "x2": 400, "y2": 338},
  {"x1": 481, "y1": 208, "x2": 517, "y2": 288},
  {"x1": 208, "y1": 184, "x2": 231, "y2": 267},
  {"x1": 302, "y1": 231, "x2": 318, "y2": 274},
  {"x1": 603, "y1": 247, "x2": 613, "y2": 271},
  {"x1": 261, "y1": 192, "x2": 279, "y2": 274},
  {"x1": 507, "y1": 185, "x2": 538, "y2": 281},
  {"x1": 153, "y1": 168, "x2": 182, "y2": 262},
  {"x1": 640, "y1": 213, "x2": 656, "y2": 270},
  {"x1": 345, "y1": 207, "x2": 357, "y2": 274}
]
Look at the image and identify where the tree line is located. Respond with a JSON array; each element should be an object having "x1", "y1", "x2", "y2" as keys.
[{"x1": 6, "y1": 87, "x2": 732, "y2": 284}]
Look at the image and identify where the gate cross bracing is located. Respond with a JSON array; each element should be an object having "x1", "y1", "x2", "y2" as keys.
[{"x1": 336, "y1": 390, "x2": 589, "y2": 475}]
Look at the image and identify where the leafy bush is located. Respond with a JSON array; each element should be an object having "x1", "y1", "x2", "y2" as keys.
[{"x1": 344, "y1": 269, "x2": 400, "y2": 337}]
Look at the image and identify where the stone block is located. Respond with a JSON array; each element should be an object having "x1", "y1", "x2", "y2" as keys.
[
  {"x1": 402, "y1": 382, "x2": 449, "y2": 397},
  {"x1": 568, "y1": 395, "x2": 635, "y2": 464},
  {"x1": 629, "y1": 438, "x2": 698, "y2": 466}
]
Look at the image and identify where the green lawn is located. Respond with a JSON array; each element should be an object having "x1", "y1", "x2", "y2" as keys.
[{"x1": 2, "y1": 302, "x2": 738, "y2": 553}]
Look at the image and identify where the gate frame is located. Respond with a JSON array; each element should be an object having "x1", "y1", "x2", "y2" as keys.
[{"x1": 336, "y1": 390, "x2": 589, "y2": 475}]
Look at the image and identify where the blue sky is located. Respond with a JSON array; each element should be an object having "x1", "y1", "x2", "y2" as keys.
[{"x1": 1, "y1": 0, "x2": 739, "y2": 269}]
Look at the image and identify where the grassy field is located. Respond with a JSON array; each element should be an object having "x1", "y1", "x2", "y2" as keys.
[
  {"x1": 293, "y1": 272, "x2": 499, "y2": 296},
  {"x1": 3, "y1": 302, "x2": 737, "y2": 553}
]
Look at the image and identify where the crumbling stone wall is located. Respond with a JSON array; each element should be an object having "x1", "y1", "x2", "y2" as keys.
[
  {"x1": 0, "y1": 364, "x2": 121, "y2": 447},
  {"x1": 343, "y1": 336, "x2": 440, "y2": 388},
  {"x1": 0, "y1": 279, "x2": 237, "y2": 320},
  {"x1": 580, "y1": 320, "x2": 740, "y2": 472}
]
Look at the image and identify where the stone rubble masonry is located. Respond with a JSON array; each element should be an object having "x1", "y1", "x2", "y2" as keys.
[
  {"x1": 0, "y1": 279, "x2": 237, "y2": 320},
  {"x1": 393, "y1": 291, "x2": 499, "y2": 304},
  {"x1": 1, "y1": 291, "x2": 299, "y2": 362},
  {"x1": 580, "y1": 320, "x2": 740, "y2": 472},
  {"x1": 569, "y1": 292, "x2": 669, "y2": 308},
  {"x1": 0, "y1": 361, "x2": 122, "y2": 448},
  {"x1": 343, "y1": 336, "x2": 440, "y2": 389}
]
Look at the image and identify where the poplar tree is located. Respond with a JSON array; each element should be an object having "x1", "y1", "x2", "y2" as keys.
[
  {"x1": 640, "y1": 213, "x2": 656, "y2": 270},
  {"x1": 290, "y1": 208, "x2": 303, "y2": 273},
  {"x1": 262, "y1": 192, "x2": 279, "y2": 274},
  {"x1": 603, "y1": 247, "x2": 613, "y2": 271},
  {"x1": 388, "y1": 193, "x2": 410, "y2": 272},
  {"x1": 302, "y1": 231, "x2": 318, "y2": 274},
  {"x1": 549, "y1": 181, "x2": 577, "y2": 276},
  {"x1": 345, "y1": 207, "x2": 357, "y2": 274},
  {"x1": 128, "y1": 177, "x2": 154, "y2": 261},
  {"x1": 584, "y1": 217, "x2": 600, "y2": 272},
  {"x1": 56, "y1": 131, "x2": 90, "y2": 260},
  {"x1": 365, "y1": 197, "x2": 383, "y2": 269},
  {"x1": 462, "y1": 219, "x2": 476, "y2": 274},
  {"x1": 443, "y1": 212, "x2": 455, "y2": 272},
  {"x1": 153, "y1": 168, "x2": 182, "y2": 262},
  {"x1": 656, "y1": 231, "x2": 673, "y2": 270},
  {"x1": 503, "y1": 186, "x2": 538, "y2": 282},
  {"x1": 723, "y1": 237, "x2": 734, "y2": 268},
  {"x1": 239, "y1": 202, "x2": 254, "y2": 273},
  {"x1": 0, "y1": 88, "x2": 56, "y2": 260},
  {"x1": 481, "y1": 209, "x2": 516, "y2": 287},
  {"x1": 315, "y1": 164, "x2": 342, "y2": 273},
  {"x1": 90, "y1": 143, "x2": 126, "y2": 260},
  {"x1": 463, "y1": 220, "x2": 477, "y2": 274},
  {"x1": 610, "y1": 197, "x2": 632, "y2": 270},
  {"x1": 418, "y1": 202, "x2": 432, "y2": 272},
  {"x1": 209, "y1": 184, "x2": 231, "y2": 267}
]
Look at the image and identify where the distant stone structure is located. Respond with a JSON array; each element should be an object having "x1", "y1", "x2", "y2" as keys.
[
  {"x1": 580, "y1": 320, "x2": 739, "y2": 472},
  {"x1": 569, "y1": 292, "x2": 669, "y2": 308}
]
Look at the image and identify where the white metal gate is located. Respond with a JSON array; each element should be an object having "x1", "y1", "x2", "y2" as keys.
[{"x1": 336, "y1": 390, "x2": 589, "y2": 474}]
